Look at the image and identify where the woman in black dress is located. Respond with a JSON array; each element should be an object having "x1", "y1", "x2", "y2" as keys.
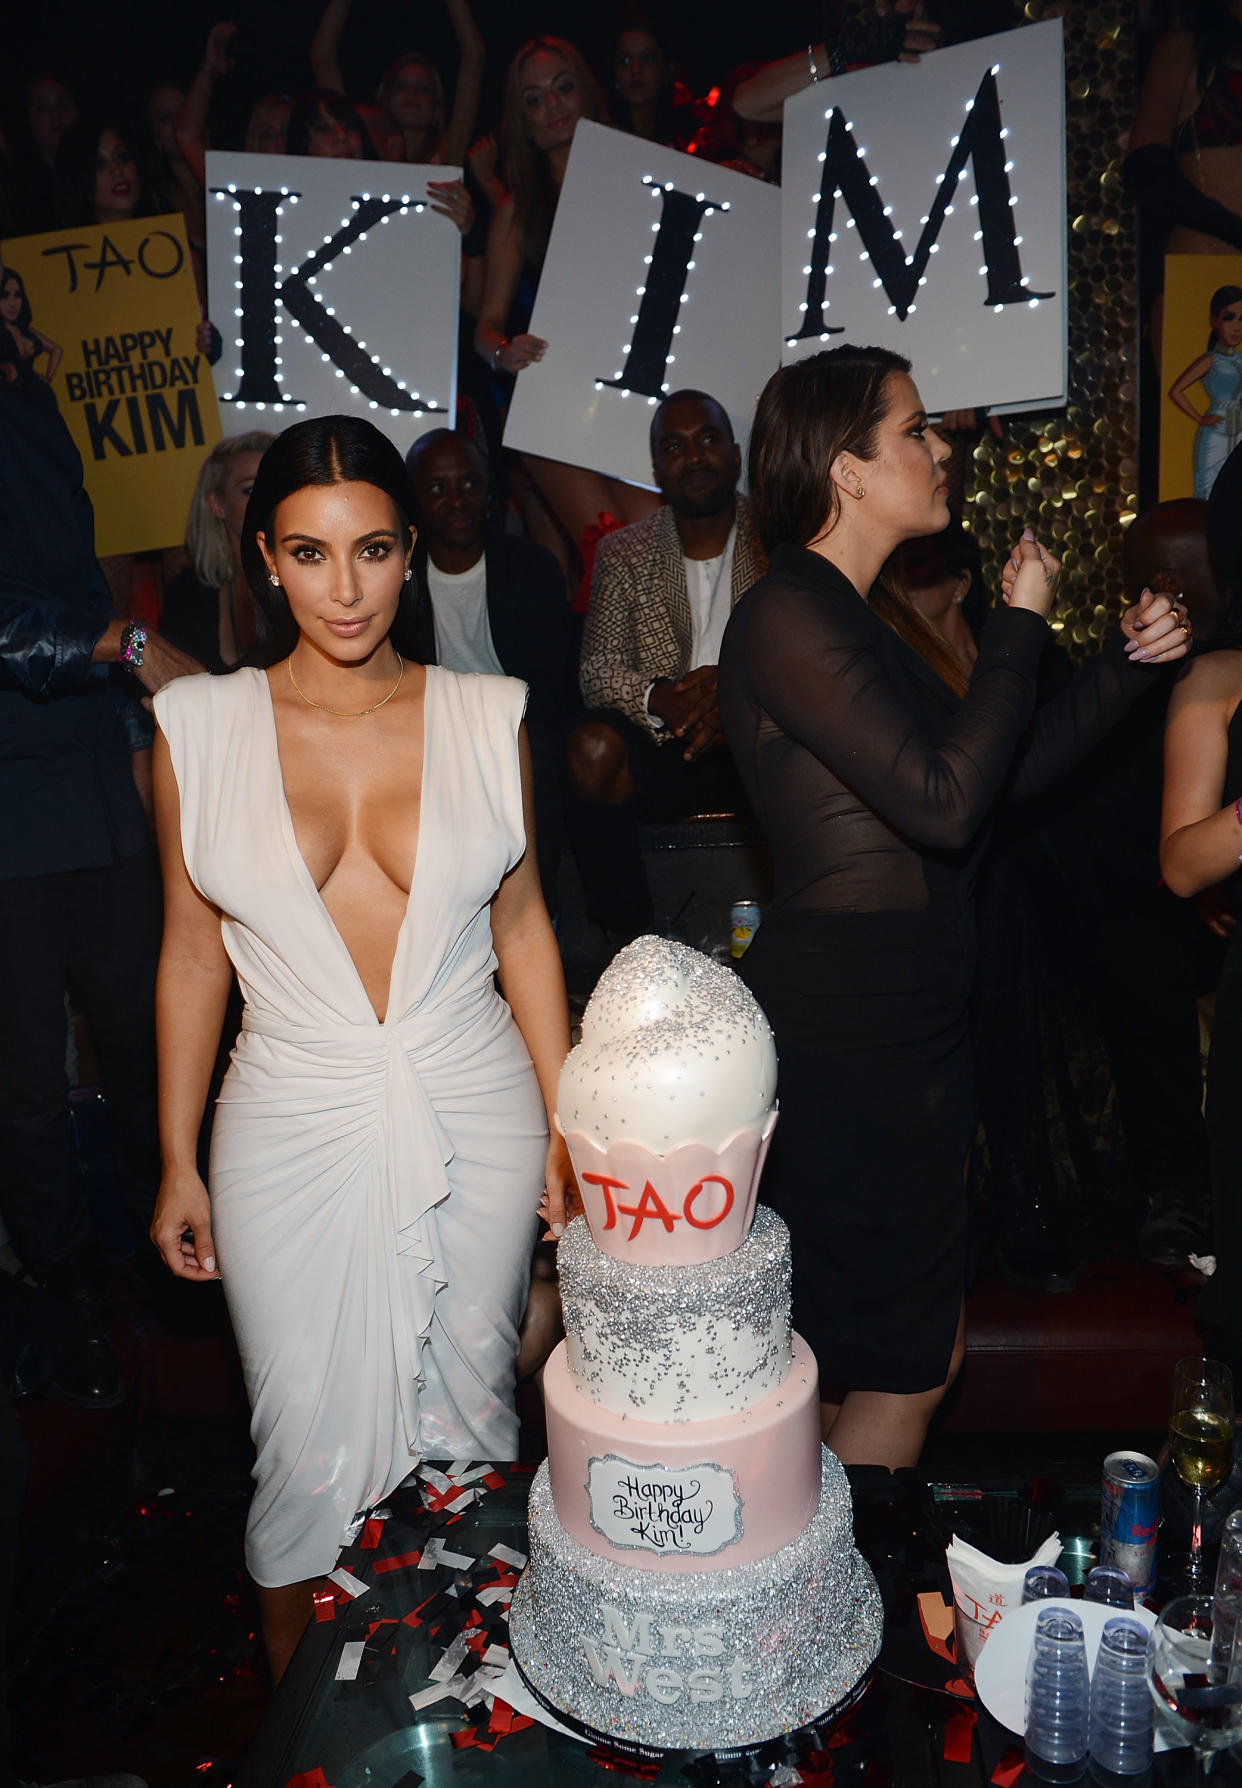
[
  {"x1": 162, "y1": 433, "x2": 273, "y2": 673},
  {"x1": 718, "y1": 346, "x2": 1191, "y2": 1468},
  {"x1": 1161, "y1": 558, "x2": 1242, "y2": 1382}
]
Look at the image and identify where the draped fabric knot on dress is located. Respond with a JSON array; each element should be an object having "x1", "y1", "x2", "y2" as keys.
[{"x1": 153, "y1": 665, "x2": 546, "y2": 1588}]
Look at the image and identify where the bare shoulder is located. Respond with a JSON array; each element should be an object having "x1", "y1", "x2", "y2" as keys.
[{"x1": 1168, "y1": 647, "x2": 1242, "y2": 714}]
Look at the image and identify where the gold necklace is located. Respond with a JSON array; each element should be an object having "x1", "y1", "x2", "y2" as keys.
[{"x1": 287, "y1": 653, "x2": 405, "y2": 717}]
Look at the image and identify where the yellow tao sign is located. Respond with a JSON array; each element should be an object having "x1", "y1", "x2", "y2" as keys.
[{"x1": 1, "y1": 214, "x2": 220, "y2": 555}]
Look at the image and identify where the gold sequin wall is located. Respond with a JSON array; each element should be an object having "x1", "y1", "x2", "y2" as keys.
[{"x1": 966, "y1": 2, "x2": 1135, "y2": 656}]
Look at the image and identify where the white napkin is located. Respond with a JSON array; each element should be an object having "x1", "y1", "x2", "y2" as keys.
[{"x1": 946, "y1": 1530, "x2": 1062, "y2": 1669}]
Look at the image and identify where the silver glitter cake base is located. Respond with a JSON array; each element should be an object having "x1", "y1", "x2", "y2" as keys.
[{"x1": 509, "y1": 1449, "x2": 883, "y2": 1753}]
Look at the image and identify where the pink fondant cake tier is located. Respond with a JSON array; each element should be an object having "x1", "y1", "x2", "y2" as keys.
[{"x1": 543, "y1": 1333, "x2": 822, "y2": 1575}]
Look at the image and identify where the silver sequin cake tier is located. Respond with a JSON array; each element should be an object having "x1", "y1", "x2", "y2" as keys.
[
  {"x1": 558, "y1": 1206, "x2": 791, "y2": 1423},
  {"x1": 509, "y1": 1451, "x2": 883, "y2": 1753}
]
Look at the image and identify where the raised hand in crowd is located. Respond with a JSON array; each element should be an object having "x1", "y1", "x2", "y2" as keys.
[
  {"x1": 202, "y1": 18, "x2": 238, "y2": 79},
  {"x1": 176, "y1": 22, "x2": 239, "y2": 189},
  {"x1": 733, "y1": 1, "x2": 942, "y2": 123},
  {"x1": 309, "y1": 0, "x2": 351, "y2": 96},
  {"x1": 311, "y1": 0, "x2": 486, "y2": 166}
]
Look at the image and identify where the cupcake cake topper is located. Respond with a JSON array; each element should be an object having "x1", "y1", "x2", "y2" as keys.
[{"x1": 558, "y1": 937, "x2": 778, "y2": 1264}]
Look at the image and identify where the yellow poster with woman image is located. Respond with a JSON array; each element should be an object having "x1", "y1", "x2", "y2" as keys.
[
  {"x1": 1160, "y1": 253, "x2": 1242, "y2": 503},
  {"x1": 0, "y1": 213, "x2": 219, "y2": 554}
]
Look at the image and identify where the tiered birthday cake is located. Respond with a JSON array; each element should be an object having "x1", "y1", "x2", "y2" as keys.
[{"x1": 508, "y1": 937, "x2": 883, "y2": 1753}]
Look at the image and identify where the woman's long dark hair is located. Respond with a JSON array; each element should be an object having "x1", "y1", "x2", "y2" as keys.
[
  {"x1": 749, "y1": 344, "x2": 911, "y2": 553},
  {"x1": 607, "y1": 11, "x2": 689, "y2": 150},
  {"x1": 1208, "y1": 284, "x2": 1242, "y2": 350},
  {"x1": 500, "y1": 36, "x2": 605, "y2": 270},
  {"x1": 53, "y1": 115, "x2": 153, "y2": 227},
  {"x1": 376, "y1": 54, "x2": 446, "y2": 160},
  {"x1": 239, "y1": 414, "x2": 419, "y2": 668},
  {"x1": 286, "y1": 90, "x2": 377, "y2": 159},
  {"x1": 0, "y1": 269, "x2": 33, "y2": 333},
  {"x1": 750, "y1": 344, "x2": 970, "y2": 696}
]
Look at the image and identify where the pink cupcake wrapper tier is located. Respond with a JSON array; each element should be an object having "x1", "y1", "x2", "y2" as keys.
[{"x1": 558, "y1": 1111, "x2": 779, "y2": 1265}]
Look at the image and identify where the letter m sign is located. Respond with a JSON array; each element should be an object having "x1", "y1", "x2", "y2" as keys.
[{"x1": 779, "y1": 19, "x2": 1065, "y2": 412}]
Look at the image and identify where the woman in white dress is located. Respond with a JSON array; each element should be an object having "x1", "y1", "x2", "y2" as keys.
[{"x1": 149, "y1": 415, "x2": 574, "y2": 1679}]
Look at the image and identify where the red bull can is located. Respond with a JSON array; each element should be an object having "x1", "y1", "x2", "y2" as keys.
[{"x1": 1100, "y1": 1450, "x2": 1160, "y2": 1602}]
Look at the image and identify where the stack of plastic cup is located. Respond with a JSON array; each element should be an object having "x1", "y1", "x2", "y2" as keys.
[
  {"x1": 1024, "y1": 1565, "x2": 1072, "y2": 1604},
  {"x1": 1086, "y1": 1616, "x2": 1154, "y2": 1783},
  {"x1": 1025, "y1": 1606, "x2": 1090, "y2": 1783},
  {"x1": 1085, "y1": 1567, "x2": 1135, "y2": 1610},
  {"x1": 1211, "y1": 1507, "x2": 1242, "y2": 1676}
]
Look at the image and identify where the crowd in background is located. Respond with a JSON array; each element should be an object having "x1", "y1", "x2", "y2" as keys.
[
  {"x1": 7, "y1": 0, "x2": 1242, "y2": 1770},
  {"x1": 2, "y1": 0, "x2": 1241, "y2": 1326}
]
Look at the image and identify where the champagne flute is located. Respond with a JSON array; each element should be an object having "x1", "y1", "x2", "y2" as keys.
[
  {"x1": 1170, "y1": 1357, "x2": 1235, "y2": 1589},
  {"x1": 1147, "y1": 1594, "x2": 1242, "y2": 1776}
]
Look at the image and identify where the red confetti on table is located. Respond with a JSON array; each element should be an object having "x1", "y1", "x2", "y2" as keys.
[
  {"x1": 285, "y1": 1770, "x2": 334, "y2": 1788},
  {"x1": 374, "y1": 1550, "x2": 423, "y2": 1575},
  {"x1": 793, "y1": 1755, "x2": 834, "y2": 1780},
  {"x1": 991, "y1": 1747, "x2": 1025, "y2": 1786},
  {"x1": 312, "y1": 1587, "x2": 336, "y2": 1624},
  {"x1": 482, "y1": 1471, "x2": 506, "y2": 1490},
  {"x1": 943, "y1": 1706, "x2": 977, "y2": 1764},
  {"x1": 486, "y1": 1700, "x2": 535, "y2": 1737}
]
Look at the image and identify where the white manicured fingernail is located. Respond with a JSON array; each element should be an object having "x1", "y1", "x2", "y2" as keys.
[
  {"x1": 551, "y1": 1223, "x2": 564, "y2": 1238},
  {"x1": 203, "y1": 1256, "x2": 215, "y2": 1272}
]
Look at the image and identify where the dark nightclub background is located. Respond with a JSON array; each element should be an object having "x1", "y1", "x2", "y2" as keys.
[
  {"x1": 1, "y1": 0, "x2": 807, "y2": 144},
  {"x1": 0, "y1": 0, "x2": 1148, "y2": 625}
]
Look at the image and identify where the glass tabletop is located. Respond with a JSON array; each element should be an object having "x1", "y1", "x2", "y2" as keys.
[{"x1": 236, "y1": 1464, "x2": 1242, "y2": 1788}]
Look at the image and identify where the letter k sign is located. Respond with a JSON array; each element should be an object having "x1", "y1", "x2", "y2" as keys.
[{"x1": 213, "y1": 185, "x2": 447, "y2": 413}]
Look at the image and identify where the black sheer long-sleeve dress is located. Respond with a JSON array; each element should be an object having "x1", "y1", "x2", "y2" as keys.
[{"x1": 717, "y1": 544, "x2": 1154, "y2": 1394}]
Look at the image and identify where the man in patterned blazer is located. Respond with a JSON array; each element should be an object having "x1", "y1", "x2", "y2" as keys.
[{"x1": 567, "y1": 389, "x2": 766, "y2": 944}]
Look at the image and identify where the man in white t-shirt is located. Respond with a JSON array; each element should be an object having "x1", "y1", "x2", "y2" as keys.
[
  {"x1": 568, "y1": 390, "x2": 767, "y2": 943},
  {"x1": 406, "y1": 430, "x2": 572, "y2": 910}
]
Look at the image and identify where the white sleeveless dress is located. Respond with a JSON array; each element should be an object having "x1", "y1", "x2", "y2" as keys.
[{"x1": 154, "y1": 665, "x2": 546, "y2": 1587}]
